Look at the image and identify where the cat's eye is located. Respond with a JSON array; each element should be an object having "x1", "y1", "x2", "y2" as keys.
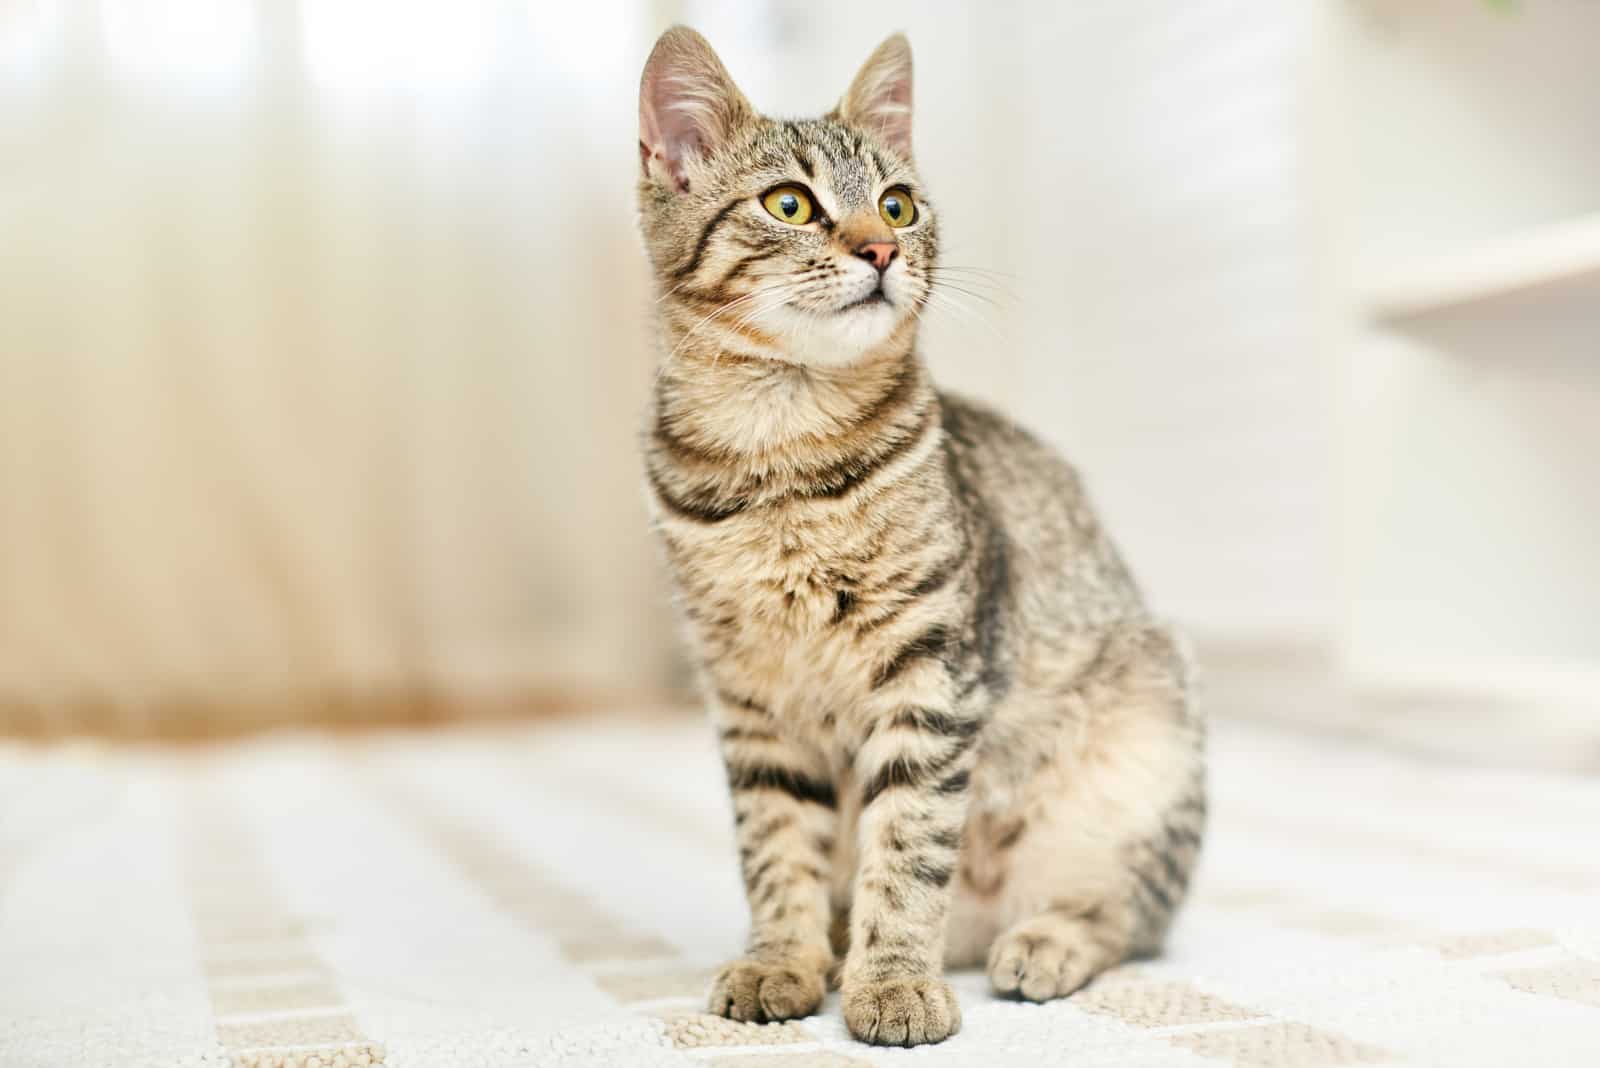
[
  {"x1": 761, "y1": 185, "x2": 815, "y2": 226},
  {"x1": 878, "y1": 187, "x2": 916, "y2": 228}
]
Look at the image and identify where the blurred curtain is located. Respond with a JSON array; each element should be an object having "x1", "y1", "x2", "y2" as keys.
[
  {"x1": 1, "y1": 0, "x2": 1331, "y2": 735},
  {"x1": 1, "y1": 0, "x2": 677, "y2": 733}
]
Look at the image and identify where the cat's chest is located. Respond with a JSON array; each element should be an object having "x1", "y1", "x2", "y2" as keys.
[
  {"x1": 693, "y1": 509, "x2": 863, "y2": 629},
  {"x1": 670, "y1": 507, "x2": 884, "y2": 695}
]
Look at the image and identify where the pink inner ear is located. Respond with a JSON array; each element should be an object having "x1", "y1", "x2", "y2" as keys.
[
  {"x1": 640, "y1": 72, "x2": 710, "y2": 193},
  {"x1": 640, "y1": 138, "x2": 688, "y2": 191},
  {"x1": 639, "y1": 29, "x2": 756, "y2": 193},
  {"x1": 867, "y1": 91, "x2": 912, "y2": 158},
  {"x1": 847, "y1": 57, "x2": 912, "y2": 158}
]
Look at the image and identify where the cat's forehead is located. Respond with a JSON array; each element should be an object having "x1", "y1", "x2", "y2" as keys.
[{"x1": 742, "y1": 119, "x2": 916, "y2": 205}]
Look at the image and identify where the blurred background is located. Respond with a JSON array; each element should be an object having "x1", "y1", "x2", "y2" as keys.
[{"x1": 2, "y1": 0, "x2": 1596, "y2": 767}]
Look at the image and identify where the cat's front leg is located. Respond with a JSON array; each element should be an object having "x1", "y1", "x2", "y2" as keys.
[
  {"x1": 840, "y1": 681, "x2": 978, "y2": 1046},
  {"x1": 707, "y1": 693, "x2": 837, "y2": 1023}
]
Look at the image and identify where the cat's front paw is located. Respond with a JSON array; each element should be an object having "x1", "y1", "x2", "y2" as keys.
[
  {"x1": 707, "y1": 958, "x2": 825, "y2": 1023},
  {"x1": 842, "y1": 977, "x2": 961, "y2": 1046}
]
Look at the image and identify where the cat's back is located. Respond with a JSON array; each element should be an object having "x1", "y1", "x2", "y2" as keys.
[
  {"x1": 938, "y1": 393, "x2": 1086, "y2": 520},
  {"x1": 937, "y1": 391, "x2": 1148, "y2": 628},
  {"x1": 937, "y1": 391, "x2": 1096, "y2": 540}
]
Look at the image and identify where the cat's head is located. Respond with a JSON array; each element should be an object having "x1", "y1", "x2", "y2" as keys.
[{"x1": 637, "y1": 27, "x2": 936, "y2": 369}]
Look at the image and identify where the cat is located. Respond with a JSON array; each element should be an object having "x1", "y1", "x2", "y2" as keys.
[{"x1": 635, "y1": 26, "x2": 1205, "y2": 1048}]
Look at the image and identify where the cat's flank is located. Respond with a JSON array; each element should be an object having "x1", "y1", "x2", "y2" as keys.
[{"x1": 636, "y1": 27, "x2": 1204, "y2": 1047}]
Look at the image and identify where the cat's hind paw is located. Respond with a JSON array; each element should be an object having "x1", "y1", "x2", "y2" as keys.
[{"x1": 987, "y1": 912, "x2": 1109, "y2": 1002}]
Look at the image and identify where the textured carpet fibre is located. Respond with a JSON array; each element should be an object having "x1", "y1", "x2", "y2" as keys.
[{"x1": 2, "y1": 718, "x2": 1598, "y2": 1067}]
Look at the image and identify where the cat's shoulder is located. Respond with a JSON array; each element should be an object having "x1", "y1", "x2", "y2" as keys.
[
  {"x1": 933, "y1": 389, "x2": 1094, "y2": 523},
  {"x1": 937, "y1": 391, "x2": 1075, "y2": 469}
]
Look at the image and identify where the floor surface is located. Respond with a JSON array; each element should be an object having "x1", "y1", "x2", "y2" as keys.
[{"x1": 2, "y1": 717, "x2": 1598, "y2": 1067}]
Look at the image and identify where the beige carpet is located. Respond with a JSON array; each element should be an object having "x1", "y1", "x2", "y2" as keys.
[{"x1": 2, "y1": 718, "x2": 1598, "y2": 1067}]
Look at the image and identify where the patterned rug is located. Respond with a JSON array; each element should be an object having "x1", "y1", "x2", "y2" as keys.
[{"x1": 2, "y1": 717, "x2": 1598, "y2": 1067}]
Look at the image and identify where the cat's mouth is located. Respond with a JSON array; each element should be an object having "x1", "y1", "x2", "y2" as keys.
[{"x1": 837, "y1": 288, "x2": 891, "y2": 314}]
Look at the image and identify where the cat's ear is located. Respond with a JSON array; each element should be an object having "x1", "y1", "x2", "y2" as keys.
[
  {"x1": 834, "y1": 34, "x2": 914, "y2": 159},
  {"x1": 639, "y1": 26, "x2": 756, "y2": 193}
]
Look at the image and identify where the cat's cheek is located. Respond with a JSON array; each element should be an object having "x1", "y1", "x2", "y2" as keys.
[{"x1": 882, "y1": 274, "x2": 914, "y2": 315}]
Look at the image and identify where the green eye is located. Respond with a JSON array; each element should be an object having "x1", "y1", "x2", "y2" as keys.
[
  {"x1": 878, "y1": 187, "x2": 916, "y2": 228},
  {"x1": 762, "y1": 185, "x2": 814, "y2": 225}
]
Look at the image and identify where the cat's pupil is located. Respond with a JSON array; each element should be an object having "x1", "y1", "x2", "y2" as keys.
[
  {"x1": 780, "y1": 194, "x2": 798, "y2": 217},
  {"x1": 885, "y1": 198, "x2": 902, "y2": 219}
]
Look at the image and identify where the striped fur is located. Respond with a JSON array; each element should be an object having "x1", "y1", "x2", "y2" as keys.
[{"x1": 637, "y1": 28, "x2": 1205, "y2": 1048}]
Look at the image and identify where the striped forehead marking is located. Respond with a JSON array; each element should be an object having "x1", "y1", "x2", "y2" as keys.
[{"x1": 779, "y1": 122, "x2": 885, "y2": 211}]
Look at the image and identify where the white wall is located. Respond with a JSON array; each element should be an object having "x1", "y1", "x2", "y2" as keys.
[
  {"x1": 684, "y1": 0, "x2": 1335, "y2": 642},
  {"x1": 1009, "y1": 1, "x2": 1332, "y2": 640}
]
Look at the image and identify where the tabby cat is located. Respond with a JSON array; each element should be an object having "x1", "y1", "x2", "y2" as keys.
[{"x1": 636, "y1": 27, "x2": 1205, "y2": 1047}]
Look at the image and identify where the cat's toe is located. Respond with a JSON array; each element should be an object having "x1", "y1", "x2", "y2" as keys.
[{"x1": 707, "y1": 958, "x2": 824, "y2": 1022}]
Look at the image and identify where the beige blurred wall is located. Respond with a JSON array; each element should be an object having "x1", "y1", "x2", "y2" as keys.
[{"x1": 1, "y1": 0, "x2": 1332, "y2": 735}]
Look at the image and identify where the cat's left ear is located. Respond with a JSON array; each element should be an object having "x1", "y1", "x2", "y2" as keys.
[{"x1": 834, "y1": 34, "x2": 914, "y2": 159}]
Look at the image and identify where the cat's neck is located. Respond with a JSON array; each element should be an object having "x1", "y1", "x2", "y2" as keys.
[{"x1": 653, "y1": 319, "x2": 926, "y2": 460}]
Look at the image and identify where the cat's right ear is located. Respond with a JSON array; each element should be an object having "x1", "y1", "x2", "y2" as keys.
[
  {"x1": 835, "y1": 34, "x2": 913, "y2": 160},
  {"x1": 639, "y1": 27, "x2": 755, "y2": 194}
]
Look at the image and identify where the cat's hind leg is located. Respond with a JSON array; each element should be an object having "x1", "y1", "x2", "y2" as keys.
[
  {"x1": 984, "y1": 789, "x2": 1204, "y2": 1000},
  {"x1": 957, "y1": 624, "x2": 1206, "y2": 1000}
]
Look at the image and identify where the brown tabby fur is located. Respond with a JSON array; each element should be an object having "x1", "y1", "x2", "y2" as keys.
[{"x1": 635, "y1": 27, "x2": 1205, "y2": 1047}]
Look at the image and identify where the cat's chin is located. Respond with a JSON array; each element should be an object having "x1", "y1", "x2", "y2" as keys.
[{"x1": 757, "y1": 301, "x2": 903, "y2": 369}]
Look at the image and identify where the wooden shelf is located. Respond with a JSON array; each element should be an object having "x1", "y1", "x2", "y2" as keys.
[{"x1": 1364, "y1": 213, "x2": 1600, "y2": 322}]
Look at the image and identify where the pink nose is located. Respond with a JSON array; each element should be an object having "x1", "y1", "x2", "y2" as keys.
[{"x1": 855, "y1": 241, "x2": 898, "y2": 272}]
